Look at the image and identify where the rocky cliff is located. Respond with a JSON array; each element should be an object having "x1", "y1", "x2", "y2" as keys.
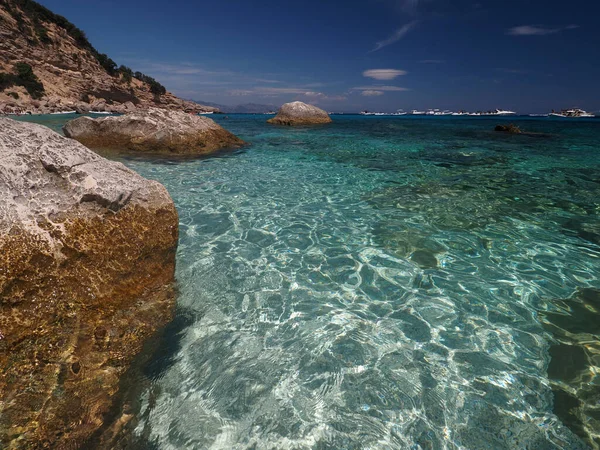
[{"x1": 0, "y1": 0, "x2": 217, "y2": 114}]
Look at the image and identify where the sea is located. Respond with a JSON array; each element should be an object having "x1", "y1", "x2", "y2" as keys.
[{"x1": 16, "y1": 113, "x2": 600, "y2": 449}]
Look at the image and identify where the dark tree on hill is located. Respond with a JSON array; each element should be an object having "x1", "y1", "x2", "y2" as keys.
[{"x1": 96, "y1": 53, "x2": 117, "y2": 76}]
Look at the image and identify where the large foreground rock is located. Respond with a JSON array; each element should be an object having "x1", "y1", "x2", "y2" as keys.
[
  {"x1": 267, "y1": 101, "x2": 332, "y2": 126},
  {"x1": 0, "y1": 119, "x2": 178, "y2": 448},
  {"x1": 63, "y1": 108, "x2": 245, "y2": 155}
]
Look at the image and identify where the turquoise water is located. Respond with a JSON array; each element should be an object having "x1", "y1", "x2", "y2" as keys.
[{"x1": 21, "y1": 114, "x2": 600, "y2": 448}]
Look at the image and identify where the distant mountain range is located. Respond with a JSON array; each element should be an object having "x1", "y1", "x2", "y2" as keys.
[{"x1": 193, "y1": 100, "x2": 278, "y2": 114}]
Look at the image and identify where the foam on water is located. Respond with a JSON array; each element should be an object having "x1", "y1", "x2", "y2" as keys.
[{"x1": 22, "y1": 114, "x2": 600, "y2": 449}]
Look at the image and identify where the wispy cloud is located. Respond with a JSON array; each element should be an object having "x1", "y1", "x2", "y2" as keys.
[
  {"x1": 387, "y1": 0, "x2": 426, "y2": 15},
  {"x1": 370, "y1": 21, "x2": 418, "y2": 52},
  {"x1": 506, "y1": 24, "x2": 579, "y2": 36},
  {"x1": 227, "y1": 86, "x2": 346, "y2": 102},
  {"x1": 352, "y1": 86, "x2": 409, "y2": 92},
  {"x1": 495, "y1": 68, "x2": 530, "y2": 74},
  {"x1": 255, "y1": 79, "x2": 283, "y2": 84},
  {"x1": 363, "y1": 69, "x2": 407, "y2": 80},
  {"x1": 352, "y1": 85, "x2": 409, "y2": 96},
  {"x1": 361, "y1": 90, "x2": 385, "y2": 96}
]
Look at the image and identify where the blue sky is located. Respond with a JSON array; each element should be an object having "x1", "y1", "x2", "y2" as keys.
[{"x1": 38, "y1": 0, "x2": 599, "y2": 112}]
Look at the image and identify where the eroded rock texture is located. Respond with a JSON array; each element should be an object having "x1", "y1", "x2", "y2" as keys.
[
  {"x1": 63, "y1": 108, "x2": 245, "y2": 155},
  {"x1": 267, "y1": 101, "x2": 332, "y2": 126},
  {"x1": 0, "y1": 118, "x2": 178, "y2": 448}
]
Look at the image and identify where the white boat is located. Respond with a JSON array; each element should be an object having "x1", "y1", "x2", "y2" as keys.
[
  {"x1": 199, "y1": 111, "x2": 214, "y2": 115},
  {"x1": 50, "y1": 110, "x2": 77, "y2": 115},
  {"x1": 88, "y1": 111, "x2": 112, "y2": 115},
  {"x1": 550, "y1": 108, "x2": 595, "y2": 118},
  {"x1": 410, "y1": 110, "x2": 426, "y2": 115},
  {"x1": 492, "y1": 109, "x2": 516, "y2": 116}
]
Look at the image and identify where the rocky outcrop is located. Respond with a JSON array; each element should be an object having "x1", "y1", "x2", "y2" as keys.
[
  {"x1": 63, "y1": 108, "x2": 246, "y2": 155},
  {"x1": 267, "y1": 101, "x2": 332, "y2": 126},
  {"x1": 495, "y1": 124, "x2": 521, "y2": 133},
  {"x1": 0, "y1": 0, "x2": 217, "y2": 114},
  {"x1": 0, "y1": 118, "x2": 178, "y2": 448}
]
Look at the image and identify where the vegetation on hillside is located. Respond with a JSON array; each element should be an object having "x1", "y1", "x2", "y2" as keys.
[
  {"x1": 0, "y1": 62, "x2": 45, "y2": 99},
  {"x1": 134, "y1": 72, "x2": 167, "y2": 96},
  {"x1": 119, "y1": 65, "x2": 133, "y2": 84},
  {"x1": 0, "y1": 0, "x2": 168, "y2": 98}
]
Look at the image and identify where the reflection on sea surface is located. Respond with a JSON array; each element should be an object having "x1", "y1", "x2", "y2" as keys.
[{"x1": 24, "y1": 114, "x2": 600, "y2": 448}]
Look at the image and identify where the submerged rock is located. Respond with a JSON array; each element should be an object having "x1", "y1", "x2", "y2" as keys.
[
  {"x1": 495, "y1": 124, "x2": 521, "y2": 133},
  {"x1": 267, "y1": 101, "x2": 332, "y2": 126},
  {"x1": 63, "y1": 108, "x2": 245, "y2": 155},
  {"x1": 539, "y1": 288, "x2": 600, "y2": 449},
  {"x1": 0, "y1": 118, "x2": 179, "y2": 448}
]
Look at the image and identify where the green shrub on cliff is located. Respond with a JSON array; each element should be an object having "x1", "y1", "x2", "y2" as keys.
[
  {"x1": 0, "y1": 63, "x2": 45, "y2": 99},
  {"x1": 96, "y1": 53, "x2": 117, "y2": 76},
  {"x1": 133, "y1": 72, "x2": 166, "y2": 96},
  {"x1": 34, "y1": 24, "x2": 51, "y2": 43},
  {"x1": 119, "y1": 65, "x2": 133, "y2": 84},
  {"x1": 0, "y1": 73, "x2": 13, "y2": 91}
]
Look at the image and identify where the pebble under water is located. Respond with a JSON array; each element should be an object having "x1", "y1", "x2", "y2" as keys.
[{"x1": 24, "y1": 114, "x2": 600, "y2": 449}]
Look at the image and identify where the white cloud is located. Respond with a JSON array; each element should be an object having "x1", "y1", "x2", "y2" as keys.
[
  {"x1": 352, "y1": 86, "x2": 409, "y2": 92},
  {"x1": 361, "y1": 90, "x2": 385, "y2": 96},
  {"x1": 370, "y1": 21, "x2": 418, "y2": 52},
  {"x1": 363, "y1": 69, "x2": 407, "y2": 80},
  {"x1": 507, "y1": 24, "x2": 579, "y2": 36}
]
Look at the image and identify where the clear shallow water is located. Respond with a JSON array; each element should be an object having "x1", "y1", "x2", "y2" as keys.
[{"x1": 23, "y1": 114, "x2": 600, "y2": 448}]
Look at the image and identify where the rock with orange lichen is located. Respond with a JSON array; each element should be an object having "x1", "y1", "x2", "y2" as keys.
[{"x1": 0, "y1": 118, "x2": 178, "y2": 449}]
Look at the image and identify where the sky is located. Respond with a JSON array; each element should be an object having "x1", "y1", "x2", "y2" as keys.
[{"x1": 37, "y1": 0, "x2": 600, "y2": 113}]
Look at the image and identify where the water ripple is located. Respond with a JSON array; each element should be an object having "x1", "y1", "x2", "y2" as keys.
[{"x1": 113, "y1": 115, "x2": 600, "y2": 449}]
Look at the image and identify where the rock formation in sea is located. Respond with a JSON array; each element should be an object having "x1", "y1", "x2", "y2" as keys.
[
  {"x1": 0, "y1": 0, "x2": 216, "y2": 114},
  {"x1": 494, "y1": 124, "x2": 521, "y2": 133},
  {"x1": 267, "y1": 101, "x2": 332, "y2": 126},
  {"x1": 63, "y1": 108, "x2": 246, "y2": 155},
  {"x1": 0, "y1": 118, "x2": 179, "y2": 448}
]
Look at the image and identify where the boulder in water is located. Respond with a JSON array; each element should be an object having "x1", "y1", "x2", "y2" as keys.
[
  {"x1": 0, "y1": 118, "x2": 178, "y2": 447},
  {"x1": 63, "y1": 108, "x2": 245, "y2": 155},
  {"x1": 267, "y1": 101, "x2": 332, "y2": 126}
]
